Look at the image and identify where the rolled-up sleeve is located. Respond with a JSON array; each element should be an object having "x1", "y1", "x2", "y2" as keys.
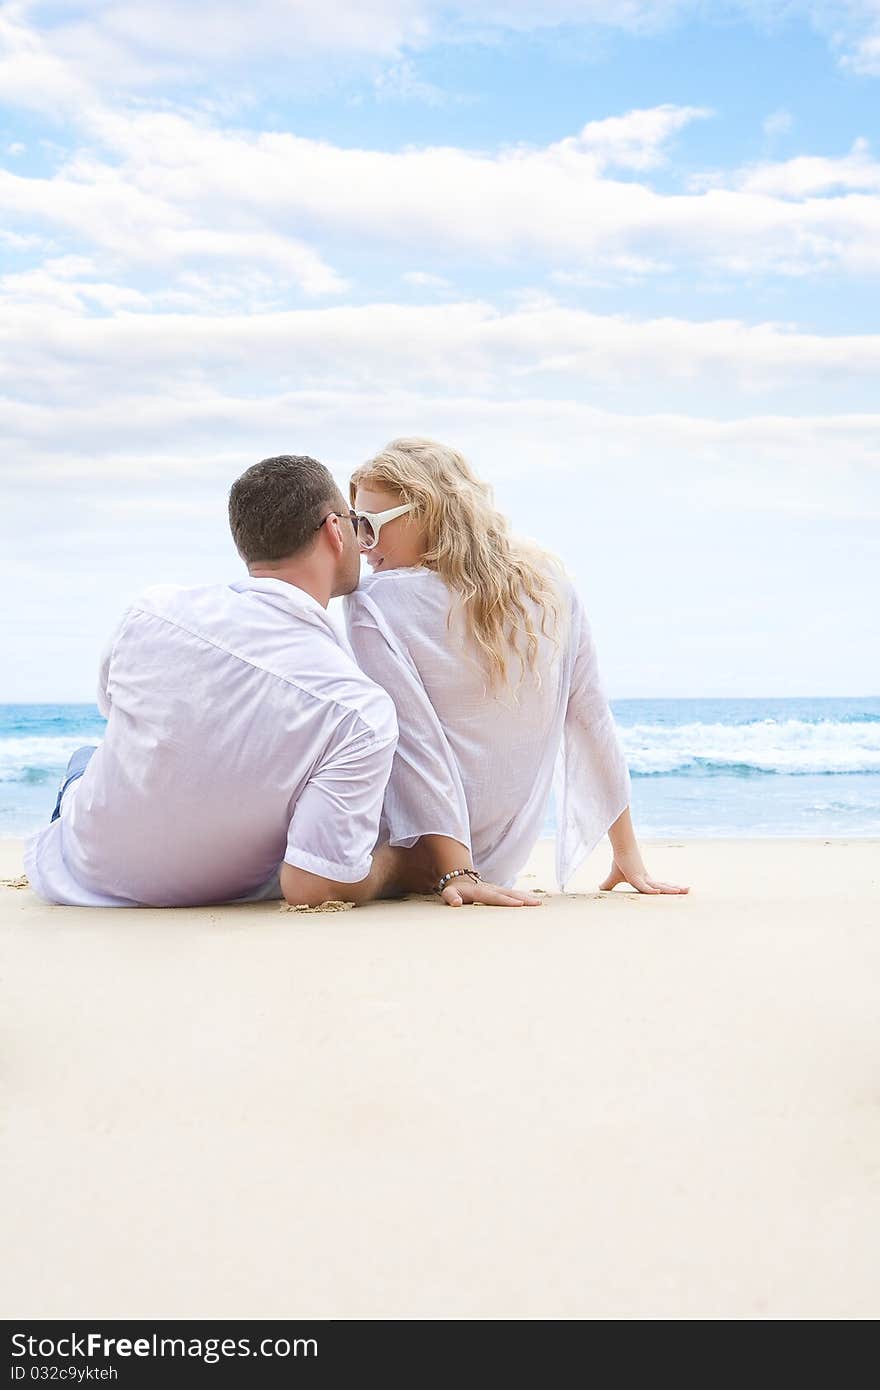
[{"x1": 284, "y1": 697, "x2": 398, "y2": 883}]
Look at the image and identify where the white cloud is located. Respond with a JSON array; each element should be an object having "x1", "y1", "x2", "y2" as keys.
[
  {"x1": 564, "y1": 104, "x2": 711, "y2": 170},
  {"x1": 4, "y1": 373, "x2": 876, "y2": 701},
  {"x1": 5, "y1": 300, "x2": 880, "y2": 411},
  {"x1": 818, "y1": 2, "x2": 880, "y2": 75},
  {"x1": 0, "y1": 143, "x2": 348, "y2": 298},
  {"x1": 0, "y1": 4, "x2": 96, "y2": 115},
  {"x1": 552, "y1": 253, "x2": 671, "y2": 283},
  {"x1": 0, "y1": 256, "x2": 150, "y2": 311},
  {"x1": 712, "y1": 137, "x2": 880, "y2": 198},
  {"x1": 401, "y1": 270, "x2": 453, "y2": 287},
  {"x1": 5, "y1": 3, "x2": 880, "y2": 103},
  {"x1": 844, "y1": 29, "x2": 880, "y2": 73},
  {"x1": 3, "y1": 376, "x2": 878, "y2": 541},
  {"x1": 19, "y1": 0, "x2": 432, "y2": 90},
  {"x1": 6, "y1": 101, "x2": 880, "y2": 293},
  {"x1": 762, "y1": 108, "x2": 793, "y2": 138},
  {"x1": 1, "y1": 292, "x2": 879, "y2": 539},
  {"x1": 0, "y1": 2, "x2": 696, "y2": 103},
  {"x1": 89, "y1": 112, "x2": 880, "y2": 279},
  {"x1": 373, "y1": 59, "x2": 462, "y2": 105}
]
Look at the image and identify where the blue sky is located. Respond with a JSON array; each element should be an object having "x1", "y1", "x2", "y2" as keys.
[{"x1": 1, "y1": 1, "x2": 879, "y2": 699}]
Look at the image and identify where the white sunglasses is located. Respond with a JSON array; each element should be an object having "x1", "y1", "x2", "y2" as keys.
[{"x1": 353, "y1": 503, "x2": 414, "y2": 550}]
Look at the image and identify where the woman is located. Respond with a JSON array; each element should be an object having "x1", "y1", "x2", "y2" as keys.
[{"x1": 344, "y1": 437, "x2": 688, "y2": 906}]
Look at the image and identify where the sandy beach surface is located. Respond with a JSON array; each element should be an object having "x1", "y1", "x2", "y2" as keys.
[{"x1": 2, "y1": 836, "x2": 878, "y2": 1320}]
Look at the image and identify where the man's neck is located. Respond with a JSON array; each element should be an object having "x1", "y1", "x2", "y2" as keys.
[{"x1": 247, "y1": 563, "x2": 330, "y2": 608}]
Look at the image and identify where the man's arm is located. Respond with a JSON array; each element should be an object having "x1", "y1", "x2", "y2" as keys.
[
  {"x1": 281, "y1": 834, "x2": 542, "y2": 909},
  {"x1": 281, "y1": 698, "x2": 398, "y2": 907},
  {"x1": 280, "y1": 842, "x2": 400, "y2": 907}
]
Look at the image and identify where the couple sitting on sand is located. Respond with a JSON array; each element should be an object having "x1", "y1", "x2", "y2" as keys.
[{"x1": 25, "y1": 439, "x2": 688, "y2": 909}]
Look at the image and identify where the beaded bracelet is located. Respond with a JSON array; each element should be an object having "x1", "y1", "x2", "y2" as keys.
[{"x1": 435, "y1": 868, "x2": 483, "y2": 895}]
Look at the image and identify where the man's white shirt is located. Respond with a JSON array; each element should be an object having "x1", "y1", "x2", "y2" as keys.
[
  {"x1": 344, "y1": 567, "x2": 630, "y2": 890},
  {"x1": 25, "y1": 578, "x2": 397, "y2": 907}
]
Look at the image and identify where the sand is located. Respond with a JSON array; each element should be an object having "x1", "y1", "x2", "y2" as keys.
[{"x1": 1, "y1": 836, "x2": 878, "y2": 1320}]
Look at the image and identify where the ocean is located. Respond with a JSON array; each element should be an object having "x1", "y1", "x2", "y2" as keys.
[{"x1": 1, "y1": 696, "x2": 878, "y2": 840}]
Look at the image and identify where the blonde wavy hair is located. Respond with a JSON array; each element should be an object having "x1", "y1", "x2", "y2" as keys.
[{"x1": 350, "y1": 437, "x2": 567, "y2": 690}]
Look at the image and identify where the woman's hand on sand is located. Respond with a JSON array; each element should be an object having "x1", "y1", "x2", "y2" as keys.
[
  {"x1": 599, "y1": 851, "x2": 689, "y2": 895},
  {"x1": 441, "y1": 878, "x2": 543, "y2": 908}
]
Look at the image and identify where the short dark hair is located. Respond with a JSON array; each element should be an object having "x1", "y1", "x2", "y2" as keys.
[{"x1": 228, "y1": 454, "x2": 340, "y2": 564}]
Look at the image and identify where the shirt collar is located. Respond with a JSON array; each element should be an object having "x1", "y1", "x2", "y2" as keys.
[{"x1": 230, "y1": 576, "x2": 335, "y2": 632}]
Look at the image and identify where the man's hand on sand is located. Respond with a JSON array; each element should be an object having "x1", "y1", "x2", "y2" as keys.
[
  {"x1": 441, "y1": 878, "x2": 542, "y2": 908},
  {"x1": 599, "y1": 850, "x2": 689, "y2": 894}
]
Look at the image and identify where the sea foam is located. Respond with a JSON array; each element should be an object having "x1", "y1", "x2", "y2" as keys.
[{"x1": 618, "y1": 717, "x2": 880, "y2": 776}]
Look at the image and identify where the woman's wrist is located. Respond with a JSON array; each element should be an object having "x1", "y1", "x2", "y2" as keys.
[
  {"x1": 419, "y1": 837, "x2": 479, "y2": 895},
  {"x1": 418, "y1": 834, "x2": 475, "y2": 877},
  {"x1": 435, "y1": 867, "x2": 482, "y2": 895},
  {"x1": 607, "y1": 806, "x2": 642, "y2": 862},
  {"x1": 389, "y1": 835, "x2": 475, "y2": 895}
]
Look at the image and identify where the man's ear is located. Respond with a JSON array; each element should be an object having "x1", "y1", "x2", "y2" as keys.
[{"x1": 323, "y1": 513, "x2": 345, "y2": 557}]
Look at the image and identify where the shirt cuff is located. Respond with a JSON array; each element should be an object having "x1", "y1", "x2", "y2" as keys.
[
  {"x1": 283, "y1": 846, "x2": 373, "y2": 884},
  {"x1": 386, "y1": 825, "x2": 472, "y2": 853}
]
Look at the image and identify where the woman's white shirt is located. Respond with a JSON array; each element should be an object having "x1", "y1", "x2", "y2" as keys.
[{"x1": 343, "y1": 567, "x2": 630, "y2": 889}]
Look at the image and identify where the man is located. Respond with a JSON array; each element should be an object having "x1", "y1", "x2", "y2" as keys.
[{"x1": 25, "y1": 455, "x2": 400, "y2": 908}]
